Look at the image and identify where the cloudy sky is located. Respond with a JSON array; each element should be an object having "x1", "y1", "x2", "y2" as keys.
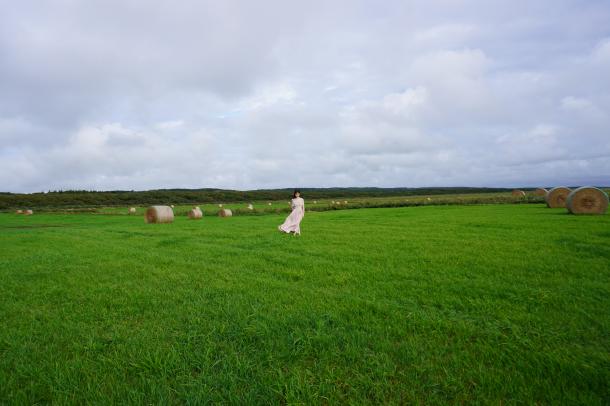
[{"x1": 1, "y1": 0, "x2": 609, "y2": 192}]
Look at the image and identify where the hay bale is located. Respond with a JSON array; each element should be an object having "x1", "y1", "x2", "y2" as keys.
[
  {"x1": 331, "y1": 200, "x2": 335, "y2": 204},
  {"x1": 313, "y1": 201, "x2": 317, "y2": 204},
  {"x1": 344, "y1": 200, "x2": 348, "y2": 204},
  {"x1": 129, "y1": 207, "x2": 136, "y2": 214},
  {"x1": 218, "y1": 208, "x2": 232, "y2": 217},
  {"x1": 218, "y1": 204, "x2": 223, "y2": 208},
  {"x1": 512, "y1": 190, "x2": 526, "y2": 197},
  {"x1": 247, "y1": 204, "x2": 254, "y2": 210},
  {"x1": 145, "y1": 205, "x2": 174, "y2": 224},
  {"x1": 15, "y1": 209, "x2": 23, "y2": 214},
  {"x1": 545, "y1": 187, "x2": 571, "y2": 208},
  {"x1": 534, "y1": 188, "x2": 548, "y2": 196},
  {"x1": 268, "y1": 202, "x2": 272, "y2": 206},
  {"x1": 188, "y1": 207, "x2": 203, "y2": 219},
  {"x1": 24, "y1": 209, "x2": 33, "y2": 215},
  {"x1": 566, "y1": 187, "x2": 608, "y2": 215}
]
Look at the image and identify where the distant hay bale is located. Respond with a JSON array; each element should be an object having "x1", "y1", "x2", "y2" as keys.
[
  {"x1": 268, "y1": 202, "x2": 272, "y2": 206},
  {"x1": 15, "y1": 209, "x2": 23, "y2": 214},
  {"x1": 145, "y1": 205, "x2": 174, "y2": 224},
  {"x1": 331, "y1": 200, "x2": 335, "y2": 204},
  {"x1": 313, "y1": 201, "x2": 317, "y2": 204},
  {"x1": 344, "y1": 200, "x2": 348, "y2": 204},
  {"x1": 545, "y1": 187, "x2": 571, "y2": 208},
  {"x1": 129, "y1": 207, "x2": 136, "y2": 214},
  {"x1": 512, "y1": 190, "x2": 526, "y2": 197},
  {"x1": 218, "y1": 208, "x2": 232, "y2": 217},
  {"x1": 534, "y1": 188, "x2": 548, "y2": 196},
  {"x1": 24, "y1": 209, "x2": 33, "y2": 215},
  {"x1": 218, "y1": 204, "x2": 223, "y2": 208},
  {"x1": 188, "y1": 207, "x2": 203, "y2": 219},
  {"x1": 247, "y1": 204, "x2": 254, "y2": 210},
  {"x1": 566, "y1": 187, "x2": 608, "y2": 215}
]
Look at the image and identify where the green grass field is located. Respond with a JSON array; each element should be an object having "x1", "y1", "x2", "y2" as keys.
[
  {"x1": 1, "y1": 204, "x2": 609, "y2": 404},
  {"x1": 31, "y1": 191, "x2": 547, "y2": 217}
]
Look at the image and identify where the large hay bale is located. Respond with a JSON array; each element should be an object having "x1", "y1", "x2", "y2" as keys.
[
  {"x1": 15, "y1": 209, "x2": 23, "y2": 214},
  {"x1": 218, "y1": 208, "x2": 232, "y2": 217},
  {"x1": 145, "y1": 205, "x2": 174, "y2": 224},
  {"x1": 545, "y1": 187, "x2": 571, "y2": 208},
  {"x1": 512, "y1": 190, "x2": 526, "y2": 197},
  {"x1": 188, "y1": 207, "x2": 203, "y2": 219},
  {"x1": 129, "y1": 207, "x2": 136, "y2": 214},
  {"x1": 24, "y1": 209, "x2": 33, "y2": 215},
  {"x1": 566, "y1": 187, "x2": 608, "y2": 215},
  {"x1": 534, "y1": 188, "x2": 548, "y2": 196}
]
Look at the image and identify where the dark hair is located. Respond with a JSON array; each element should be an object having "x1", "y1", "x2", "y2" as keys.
[{"x1": 293, "y1": 189, "x2": 301, "y2": 198}]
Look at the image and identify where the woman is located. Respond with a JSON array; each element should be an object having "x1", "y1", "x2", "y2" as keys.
[{"x1": 278, "y1": 190, "x2": 305, "y2": 235}]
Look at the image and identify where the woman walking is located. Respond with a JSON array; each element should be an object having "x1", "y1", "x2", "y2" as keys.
[{"x1": 278, "y1": 190, "x2": 305, "y2": 235}]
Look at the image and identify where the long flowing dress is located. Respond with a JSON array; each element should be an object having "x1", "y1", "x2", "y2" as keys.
[{"x1": 278, "y1": 197, "x2": 305, "y2": 235}]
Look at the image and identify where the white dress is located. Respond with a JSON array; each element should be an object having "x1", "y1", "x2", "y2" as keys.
[{"x1": 278, "y1": 197, "x2": 305, "y2": 235}]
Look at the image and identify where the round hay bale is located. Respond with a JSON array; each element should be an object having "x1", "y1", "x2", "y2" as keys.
[
  {"x1": 24, "y1": 209, "x2": 33, "y2": 215},
  {"x1": 129, "y1": 207, "x2": 136, "y2": 214},
  {"x1": 344, "y1": 200, "x2": 348, "y2": 204},
  {"x1": 218, "y1": 204, "x2": 223, "y2": 208},
  {"x1": 247, "y1": 204, "x2": 254, "y2": 210},
  {"x1": 566, "y1": 187, "x2": 608, "y2": 215},
  {"x1": 545, "y1": 187, "x2": 571, "y2": 208},
  {"x1": 268, "y1": 202, "x2": 272, "y2": 206},
  {"x1": 188, "y1": 207, "x2": 203, "y2": 219},
  {"x1": 145, "y1": 205, "x2": 174, "y2": 224},
  {"x1": 512, "y1": 190, "x2": 526, "y2": 197},
  {"x1": 218, "y1": 208, "x2": 232, "y2": 217},
  {"x1": 15, "y1": 209, "x2": 23, "y2": 214},
  {"x1": 534, "y1": 188, "x2": 548, "y2": 196}
]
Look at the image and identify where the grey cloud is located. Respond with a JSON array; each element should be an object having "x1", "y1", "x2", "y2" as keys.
[{"x1": 1, "y1": 0, "x2": 609, "y2": 192}]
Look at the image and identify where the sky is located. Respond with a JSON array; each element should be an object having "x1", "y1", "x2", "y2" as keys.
[{"x1": 1, "y1": 0, "x2": 609, "y2": 193}]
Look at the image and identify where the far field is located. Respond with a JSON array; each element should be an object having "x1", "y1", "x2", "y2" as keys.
[
  {"x1": 1, "y1": 204, "x2": 609, "y2": 403},
  {"x1": 17, "y1": 191, "x2": 549, "y2": 216}
]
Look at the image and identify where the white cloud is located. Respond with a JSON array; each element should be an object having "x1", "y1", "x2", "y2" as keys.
[{"x1": 0, "y1": 0, "x2": 609, "y2": 192}]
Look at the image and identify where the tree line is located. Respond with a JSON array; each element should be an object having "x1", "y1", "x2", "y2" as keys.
[{"x1": 0, "y1": 187, "x2": 513, "y2": 210}]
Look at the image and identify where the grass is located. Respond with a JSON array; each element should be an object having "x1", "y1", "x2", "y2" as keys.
[
  {"x1": 1, "y1": 204, "x2": 609, "y2": 404},
  {"x1": 30, "y1": 191, "x2": 547, "y2": 216}
]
